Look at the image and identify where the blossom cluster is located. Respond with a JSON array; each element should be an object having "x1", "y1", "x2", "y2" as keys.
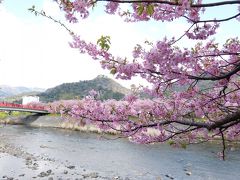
[{"x1": 47, "y1": 86, "x2": 240, "y2": 144}]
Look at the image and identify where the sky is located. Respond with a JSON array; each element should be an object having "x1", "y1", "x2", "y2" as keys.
[{"x1": 0, "y1": 0, "x2": 239, "y2": 89}]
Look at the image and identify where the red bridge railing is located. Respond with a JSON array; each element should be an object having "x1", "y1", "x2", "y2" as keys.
[{"x1": 0, "y1": 102, "x2": 46, "y2": 111}]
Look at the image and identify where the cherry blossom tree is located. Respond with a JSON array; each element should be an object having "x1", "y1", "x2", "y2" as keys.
[{"x1": 30, "y1": 0, "x2": 240, "y2": 159}]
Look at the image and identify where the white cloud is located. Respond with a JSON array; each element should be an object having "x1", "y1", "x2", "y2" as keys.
[
  {"x1": 70, "y1": 14, "x2": 149, "y2": 58},
  {"x1": 165, "y1": 21, "x2": 188, "y2": 37},
  {"x1": 0, "y1": 6, "x2": 108, "y2": 88},
  {"x1": 42, "y1": 0, "x2": 61, "y2": 17},
  {"x1": 0, "y1": 3, "x2": 150, "y2": 89}
]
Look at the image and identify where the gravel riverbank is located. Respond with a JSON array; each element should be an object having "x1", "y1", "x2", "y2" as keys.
[{"x1": 0, "y1": 134, "x2": 122, "y2": 180}]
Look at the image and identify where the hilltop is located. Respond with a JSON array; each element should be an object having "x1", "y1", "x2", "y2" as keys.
[{"x1": 38, "y1": 75, "x2": 130, "y2": 102}]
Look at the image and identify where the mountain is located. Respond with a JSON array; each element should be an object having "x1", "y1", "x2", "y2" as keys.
[
  {"x1": 0, "y1": 85, "x2": 45, "y2": 98},
  {"x1": 38, "y1": 75, "x2": 130, "y2": 102}
]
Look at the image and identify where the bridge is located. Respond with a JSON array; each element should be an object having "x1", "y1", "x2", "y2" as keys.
[{"x1": 0, "y1": 102, "x2": 49, "y2": 115}]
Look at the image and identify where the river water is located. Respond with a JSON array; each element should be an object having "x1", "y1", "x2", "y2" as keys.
[{"x1": 0, "y1": 125, "x2": 240, "y2": 180}]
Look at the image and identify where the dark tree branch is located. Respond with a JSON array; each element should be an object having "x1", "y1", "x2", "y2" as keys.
[
  {"x1": 128, "y1": 110, "x2": 240, "y2": 132},
  {"x1": 95, "y1": 0, "x2": 240, "y2": 8},
  {"x1": 208, "y1": 111, "x2": 240, "y2": 130},
  {"x1": 188, "y1": 64, "x2": 240, "y2": 81},
  {"x1": 194, "y1": 52, "x2": 240, "y2": 58},
  {"x1": 194, "y1": 12, "x2": 240, "y2": 23}
]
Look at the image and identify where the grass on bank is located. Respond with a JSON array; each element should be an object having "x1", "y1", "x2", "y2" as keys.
[{"x1": 0, "y1": 111, "x2": 32, "y2": 119}]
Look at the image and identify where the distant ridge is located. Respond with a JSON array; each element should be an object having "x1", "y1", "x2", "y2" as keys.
[
  {"x1": 0, "y1": 85, "x2": 45, "y2": 98},
  {"x1": 38, "y1": 75, "x2": 130, "y2": 102}
]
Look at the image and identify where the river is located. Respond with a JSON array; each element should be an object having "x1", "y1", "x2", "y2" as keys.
[{"x1": 0, "y1": 125, "x2": 240, "y2": 180}]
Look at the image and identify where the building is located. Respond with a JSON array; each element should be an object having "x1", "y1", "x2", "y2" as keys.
[{"x1": 22, "y1": 96, "x2": 40, "y2": 105}]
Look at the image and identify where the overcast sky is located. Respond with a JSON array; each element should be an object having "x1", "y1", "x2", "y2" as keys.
[{"x1": 0, "y1": 0, "x2": 239, "y2": 89}]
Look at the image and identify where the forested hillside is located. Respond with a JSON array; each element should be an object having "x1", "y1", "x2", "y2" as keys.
[{"x1": 39, "y1": 75, "x2": 130, "y2": 102}]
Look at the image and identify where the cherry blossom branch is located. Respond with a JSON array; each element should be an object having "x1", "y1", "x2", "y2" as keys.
[
  {"x1": 95, "y1": 0, "x2": 240, "y2": 8},
  {"x1": 171, "y1": 12, "x2": 240, "y2": 45}
]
